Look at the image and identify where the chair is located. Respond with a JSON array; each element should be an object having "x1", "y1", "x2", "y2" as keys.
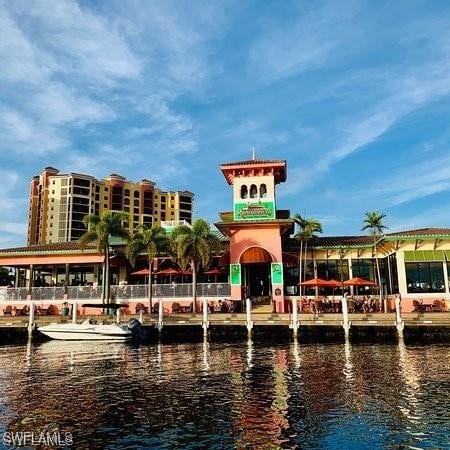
[
  {"x1": 3, "y1": 305, "x2": 12, "y2": 316},
  {"x1": 431, "y1": 300, "x2": 444, "y2": 312},
  {"x1": 172, "y1": 302, "x2": 181, "y2": 313},
  {"x1": 135, "y1": 303, "x2": 148, "y2": 314},
  {"x1": 412, "y1": 300, "x2": 424, "y2": 313},
  {"x1": 347, "y1": 299, "x2": 355, "y2": 314},
  {"x1": 18, "y1": 305, "x2": 29, "y2": 316},
  {"x1": 46, "y1": 304, "x2": 59, "y2": 315}
]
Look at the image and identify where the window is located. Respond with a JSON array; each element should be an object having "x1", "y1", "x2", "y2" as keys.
[
  {"x1": 406, "y1": 262, "x2": 445, "y2": 293},
  {"x1": 250, "y1": 184, "x2": 257, "y2": 198},
  {"x1": 260, "y1": 184, "x2": 267, "y2": 198},
  {"x1": 240, "y1": 185, "x2": 248, "y2": 199}
]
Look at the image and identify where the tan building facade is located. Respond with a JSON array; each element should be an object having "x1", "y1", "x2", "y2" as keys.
[{"x1": 27, "y1": 167, "x2": 194, "y2": 245}]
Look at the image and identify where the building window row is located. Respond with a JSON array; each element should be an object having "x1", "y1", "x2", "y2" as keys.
[{"x1": 240, "y1": 183, "x2": 267, "y2": 199}]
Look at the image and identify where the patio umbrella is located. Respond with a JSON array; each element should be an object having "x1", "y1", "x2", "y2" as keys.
[
  {"x1": 203, "y1": 268, "x2": 227, "y2": 282},
  {"x1": 343, "y1": 277, "x2": 378, "y2": 286},
  {"x1": 131, "y1": 268, "x2": 150, "y2": 276},
  {"x1": 299, "y1": 277, "x2": 341, "y2": 287},
  {"x1": 343, "y1": 277, "x2": 378, "y2": 298},
  {"x1": 299, "y1": 277, "x2": 341, "y2": 301}
]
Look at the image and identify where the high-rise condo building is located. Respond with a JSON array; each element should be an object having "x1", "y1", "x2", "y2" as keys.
[{"x1": 27, "y1": 167, "x2": 194, "y2": 245}]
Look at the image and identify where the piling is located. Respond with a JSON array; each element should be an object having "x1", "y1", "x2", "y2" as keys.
[
  {"x1": 202, "y1": 298, "x2": 209, "y2": 337},
  {"x1": 157, "y1": 300, "x2": 164, "y2": 333},
  {"x1": 395, "y1": 294, "x2": 404, "y2": 339},
  {"x1": 246, "y1": 297, "x2": 253, "y2": 338},
  {"x1": 341, "y1": 294, "x2": 350, "y2": 338},
  {"x1": 27, "y1": 301, "x2": 35, "y2": 337},
  {"x1": 291, "y1": 297, "x2": 299, "y2": 339},
  {"x1": 71, "y1": 301, "x2": 77, "y2": 324}
]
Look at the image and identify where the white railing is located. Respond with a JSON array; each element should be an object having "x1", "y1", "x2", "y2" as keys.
[{"x1": 0, "y1": 283, "x2": 231, "y2": 302}]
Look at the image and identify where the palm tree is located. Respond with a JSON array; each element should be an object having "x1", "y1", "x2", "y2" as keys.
[
  {"x1": 362, "y1": 211, "x2": 388, "y2": 310},
  {"x1": 80, "y1": 211, "x2": 129, "y2": 304},
  {"x1": 293, "y1": 214, "x2": 308, "y2": 293},
  {"x1": 293, "y1": 214, "x2": 323, "y2": 296},
  {"x1": 126, "y1": 224, "x2": 169, "y2": 314},
  {"x1": 171, "y1": 219, "x2": 221, "y2": 314}
]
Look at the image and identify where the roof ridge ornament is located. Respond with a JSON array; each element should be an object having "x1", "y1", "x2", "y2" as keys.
[{"x1": 252, "y1": 147, "x2": 256, "y2": 160}]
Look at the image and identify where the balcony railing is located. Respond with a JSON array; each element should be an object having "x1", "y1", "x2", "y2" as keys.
[{"x1": 0, "y1": 283, "x2": 231, "y2": 302}]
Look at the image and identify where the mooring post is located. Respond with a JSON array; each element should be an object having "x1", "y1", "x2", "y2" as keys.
[
  {"x1": 394, "y1": 294, "x2": 404, "y2": 338},
  {"x1": 202, "y1": 298, "x2": 209, "y2": 337},
  {"x1": 291, "y1": 297, "x2": 299, "y2": 339},
  {"x1": 341, "y1": 294, "x2": 350, "y2": 338},
  {"x1": 246, "y1": 297, "x2": 253, "y2": 337},
  {"x1": 28, "y1": 301, "x2": 35, "y2": 337},
  {"x1": 71, "y1": 300, "x2": 77, "y2": 324},
  {"x1": 157, "y1": 300, "x2": 164, "y2": 333}
]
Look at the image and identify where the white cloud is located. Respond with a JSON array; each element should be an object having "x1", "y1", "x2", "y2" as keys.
[{"x1": 33, "y1": 83, "x2": 114, "y2": 125}]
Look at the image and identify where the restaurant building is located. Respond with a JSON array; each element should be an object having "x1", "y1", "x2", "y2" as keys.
[{"x1": 0, "y1": 158, "x2": 449, "y2": 314}]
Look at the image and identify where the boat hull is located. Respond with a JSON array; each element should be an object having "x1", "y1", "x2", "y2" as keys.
[{"x1": 38, "y1": 324, "x2": 133, "y2": 341}]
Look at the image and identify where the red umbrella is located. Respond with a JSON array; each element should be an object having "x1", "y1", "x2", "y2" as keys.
[
  {"x1": 203, "y1": 267, "x2": 227, "y2": 283},
  {"x1": 299, "y1": 277, "x2": 341, "y2": 287},
  {"x1": 203, "y1": 268, "x2": 227, "y2": 276},
  {"x1": 343, "y1": 277, "x2": 377, "y2": 286},
  {"x1": 155, "y1": 268, "x2": 180, "y2": 275},
  {"x1": 130, "y1": 268, "x2": 150, "y2": 276}
]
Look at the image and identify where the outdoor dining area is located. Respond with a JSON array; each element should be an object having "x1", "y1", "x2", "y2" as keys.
[{"x1": 298, "y1": 277, "x2": 381, "y2": 314}]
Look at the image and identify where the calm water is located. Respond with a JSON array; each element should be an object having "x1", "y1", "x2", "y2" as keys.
[{"x1": 0, "y1": 339, "x2": 448, "y2": 449}]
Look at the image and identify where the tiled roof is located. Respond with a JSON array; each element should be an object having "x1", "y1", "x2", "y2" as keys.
[
  {"x1": 284, "y1": 235, "x2": 374, "y2": 250},
  {"x1": 0, "y1": 241, "x2": 96, "y2": 255},
  {"x1": 220, "y1": 159, "x2": 286, "y2": 167},
  {"x1": 386, "y1": 228, "x2": 450, "y2": 237}
]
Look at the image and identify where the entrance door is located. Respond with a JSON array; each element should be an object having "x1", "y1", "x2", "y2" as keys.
[{"x1": 245, "y1": 263, "x2": 271, "y2": 298}]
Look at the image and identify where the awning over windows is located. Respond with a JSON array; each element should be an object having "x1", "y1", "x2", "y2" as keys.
[{"x1": 404, "y1": 250, "x2": 450, "y2": 262}]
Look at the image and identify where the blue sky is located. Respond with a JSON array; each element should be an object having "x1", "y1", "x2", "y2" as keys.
[{"x1": 1, "y1": 0, "x2": 450, "y2": 248}]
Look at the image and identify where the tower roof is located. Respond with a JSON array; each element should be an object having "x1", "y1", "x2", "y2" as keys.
[{"x1": 220, "y1": 159, "x2": 287, "y2": 185}]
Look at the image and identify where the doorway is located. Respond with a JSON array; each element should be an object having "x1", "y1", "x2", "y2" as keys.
[{"x1": 245, "y1": 263, "x2": 271, "y2": 298}]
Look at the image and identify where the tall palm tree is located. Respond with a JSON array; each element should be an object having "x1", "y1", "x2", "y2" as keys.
[
  {"x1": 362, "y1": 211, "x2": 388, "y2": 310},
  {"x1": 293, "y1": 214, "x2": 308, "y2": 293},
  {"x1": 80, "y1": 211, "x2": 129, "y2": 304},
  {"x1": 294, "y1": 214, "x2": 323, "y2": 296},
  {"x1": 126, "y1": 224, "x2": 169, "y2": 314},
  {"x1": 171, "y1": 219, "x2": 221, "y2": 314}
]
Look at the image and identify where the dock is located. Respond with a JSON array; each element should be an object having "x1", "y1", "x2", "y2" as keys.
[{"x1": 1, "y1": 312, "x2": 449, "y2": 343}]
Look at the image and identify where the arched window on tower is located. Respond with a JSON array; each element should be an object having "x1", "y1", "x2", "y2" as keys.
[
  {"x1": 260, "y1": 184, "x2": 267, "y2": 198},
  {"x1": 250, "y1": 184, "x2": 258, "y2": 198},
  {"x1": 240, "y1": 185, "x2": 248, "y2": 199}
]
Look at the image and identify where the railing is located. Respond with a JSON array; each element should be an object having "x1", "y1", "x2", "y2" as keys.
[{"x1": 0, "y1": 283, "x2": 231, "y2": 302}]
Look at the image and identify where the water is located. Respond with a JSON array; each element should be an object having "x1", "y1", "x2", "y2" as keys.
[{"x1": 0, "y1": 340, "x2": 449, "y2": 449}]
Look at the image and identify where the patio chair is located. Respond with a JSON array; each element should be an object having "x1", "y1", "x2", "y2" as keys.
[
  {"x1": 3, "y1": 305, "x2": 12, "y2": 316},
  {"x1": 412, "y1": 300, "x2": 424, "y2": 313},
  {"x1": 172, "y1": 302, "x2": 182, "y2": 313},
  {"x1": 46, "y1": 304, "x2": 59, "y2": 315},
  {"x1": 431, "y1": 299, "x2": 444, "y2": 312},
  {"x1": 18, "y1": 305, "x2": 29, "y2": 316},
  {"x1": 135, "y1": 303, "x2": 148, "y2": 314}
]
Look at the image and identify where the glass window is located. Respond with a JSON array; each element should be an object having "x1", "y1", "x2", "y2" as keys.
[
  {"x1": 250, "y1": 184, "x2": 257, "y2": 198},
  {"x1": 240, "y1": 185, "x2": 248, "y2": 199},
  {"x1": 260, "y1": 184, "x2": 267, "y2": 198},
  {"x1": 405, "y1": 262, "x2": 445, "y2": 293}
]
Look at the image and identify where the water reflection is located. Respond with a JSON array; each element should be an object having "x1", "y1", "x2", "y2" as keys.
[
  {"x1": 0, "y1": 341, "x2": 448, "y2": 449},
  {"x1": 343, "y1": 338, "x2": 353, "y2": 381}
]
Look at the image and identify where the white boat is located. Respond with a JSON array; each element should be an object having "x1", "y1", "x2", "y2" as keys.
[
  {"x1": 38, "y1": 320, "x2": 133, "y2": 341},
  {"x1": 37, "y1": 303, "x2": 140, "y2": 341}
]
